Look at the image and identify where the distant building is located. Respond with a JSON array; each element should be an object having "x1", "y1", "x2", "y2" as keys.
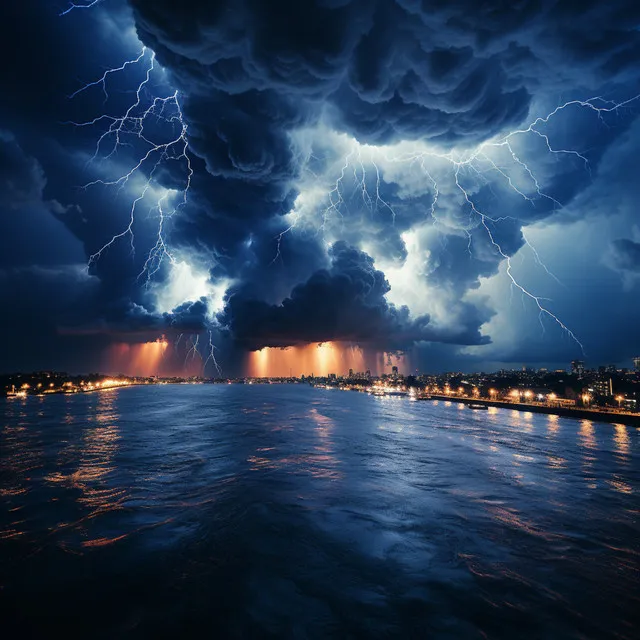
[
  {"x1": 571, "y1": 360, "x2": 585, "y2": 376},
  {"x1": 348, "y1": 368, "x2": 354, "y2": 378},
  {"x1": 592, "y1": 378, "x2": 613, "y2": 397},
  {"x1": 328, "y1": 373, "x2": 337, "y2": 381},
  {"x1": 365, "y1": 369, "x2": 371, "y2": 379},
  {"x1": 392, "y1": 365, "x2": 399, "y2": 376},
  {"x1": 633, "y1": 357, "x2": 640, "y2": 371}
]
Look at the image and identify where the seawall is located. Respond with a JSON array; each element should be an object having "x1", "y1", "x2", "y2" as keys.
[{"x1": 428, "y1": 395, "x2": 640, "y2": 427}]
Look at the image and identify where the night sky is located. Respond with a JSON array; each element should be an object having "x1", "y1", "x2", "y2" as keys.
[{"x1": 1, "y1": 0, "x2": 639, "y2": 375}]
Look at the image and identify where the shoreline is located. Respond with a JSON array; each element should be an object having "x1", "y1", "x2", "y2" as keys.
[
  {"x1": 427, "y1": 394, "x2": 640, "y2": 427},
  {"x1": 5, "y1": 384, "x2": 640, "y2": 427},
  {"x1": 3, "y1": 382, "x2": 149, "y2": 399}
]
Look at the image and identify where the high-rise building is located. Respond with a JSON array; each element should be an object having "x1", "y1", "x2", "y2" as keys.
[
  {"x1": 392, "y1": 365, "x2": 399, "y2": 376},
  {"x1": 348, "y1": 368, "x2": 354, "y2": 378},
  {"x1": 633, "y1": 357, "x2": 640, "y2": 371},
  {"x1": 593, "y1": 378, "x2": 613, "y2": 397}
]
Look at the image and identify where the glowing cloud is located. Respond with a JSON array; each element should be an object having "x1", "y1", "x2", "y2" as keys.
[{"x1": 247, "y1": 342, "x2": 407, "y2": 378}]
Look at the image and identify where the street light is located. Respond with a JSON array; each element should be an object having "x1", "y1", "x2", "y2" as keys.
[
  {"x1": 615, "y1": 395, "x2": 624, "y2": 408},
  {"x1": 489, "y1": 388, "x2": 497, "y2": 400}
]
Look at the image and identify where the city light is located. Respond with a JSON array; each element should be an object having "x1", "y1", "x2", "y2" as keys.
[{"x1": 3, "y1": 357, "x2": 639, "y2": 424}]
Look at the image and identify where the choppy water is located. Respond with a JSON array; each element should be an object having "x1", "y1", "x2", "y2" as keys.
[{"x1": 1, "y1": 385, "x2": 638, "y2": 638}]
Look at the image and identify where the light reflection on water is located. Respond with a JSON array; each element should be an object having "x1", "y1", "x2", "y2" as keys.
[
  {"x1": 614, "y1": 423, "x2": 631, "y2": 459},
  {"x1": 1, "y1": 385, "x2": 638, "y2": 639}
]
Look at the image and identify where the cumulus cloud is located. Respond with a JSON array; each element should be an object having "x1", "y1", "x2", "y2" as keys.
[
  {"x1": 0, "y1": 131, "x2": 47, "y2": 207},
  {"x1": 131, "y1": 0, "x2": 639, "y2": 146},
  {"x1": 220, "y1": 241, "x2": 436, "y2": 349},
  {"x1": 606, "y1": 238, "x2": 640, "y2": 289}
]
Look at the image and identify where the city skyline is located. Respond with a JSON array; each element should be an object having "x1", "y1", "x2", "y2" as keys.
[{"x1": 4, "y1": 356, "x2": 639, "y2": 427}]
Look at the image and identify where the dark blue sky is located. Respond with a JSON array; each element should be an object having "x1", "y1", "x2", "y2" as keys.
[{"x1": 1, "y1": 0, "x2": 639, "y2": 375}]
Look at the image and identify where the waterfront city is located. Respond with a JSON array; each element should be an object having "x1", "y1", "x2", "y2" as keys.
[{"x1": 4, "y1": 358, "x2": 639, "y2": 425}]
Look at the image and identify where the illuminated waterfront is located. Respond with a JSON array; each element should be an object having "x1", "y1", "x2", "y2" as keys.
[{"x1": 1, "y1": 385, "x2": 638, "y2": 638}]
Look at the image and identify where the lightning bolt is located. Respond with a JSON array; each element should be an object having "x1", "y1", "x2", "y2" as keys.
[
  {"x1": 310, "y1": 94, "x2": 640, "y2": 353},
  {"x1": 275, "y1": 138, "x2": 399, "y2": 263},
  {"x1": 185, "y1": 334, "x2": 201, "y2": 367},
  {"x1": 68, "y1": 48, "x2": 147, "y2": 102},
  {"x1": 203, "y1": 330, "x2": 223, "y2": 377},
  {"x1": 271, "y1": 213, "x2": 300, "y2": 265},
  {"x1": 63, "y1": 6, "x2": 222, "y2": 378},
  {"x1": 320, "y1": 142, "x2": 398, "y2": 231},
  {"x1": 67, "y1": 43, "x2": 192, "y2": 286},
  {"x1": 59, "y1": 0, "x2": 103, "y2": 17}
]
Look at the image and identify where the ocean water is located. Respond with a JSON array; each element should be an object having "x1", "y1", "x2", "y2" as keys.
[{"x1": 1, "y1": 385, "x2": 638, "y2": 638}]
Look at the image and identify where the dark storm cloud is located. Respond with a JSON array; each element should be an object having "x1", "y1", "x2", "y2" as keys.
[
  {"x1": 0, "y1": 131, "x2": 46, "y2": 208},
  {"x1": 607, "y1": 239, "x2": 640, "y2": 275},
  {"x1": 0, "y1": 264, "x2": 103, "y2": 370},
  {"x1": 219, "y1": 241, "x2": 488, "y2": 350},
  {"x1": 0, "y1": 132, "x2": 86, "y2": 270},
  {"x1": 130, "y1": 0, "x2": 639, "y2": 146},
  {"x1": 220, "y1": 242, "x2": 428, "y2": 349},
  {"x1": 0, "y1": 1, "x2": 217, "y2": 370},
  {"x1": 167, "y1": 298, "x2": 210, "y2": 332},
  {"x1": 423, "y1": 232, "x2": 500, "y2": 292},
  {"x1": 1, "y1": 0, "x2": 639, "y2": 371},
  {"x1": 124, "y1": 0, "x2": 640, "y2": 353}
]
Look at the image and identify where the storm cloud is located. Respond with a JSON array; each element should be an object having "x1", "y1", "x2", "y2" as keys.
[
  {"x1": 221, "y1": 241, "x2": 438, "y2": 349},
  {"x1": 0, "y1": 0, "x2": 639, "y2": 373}
]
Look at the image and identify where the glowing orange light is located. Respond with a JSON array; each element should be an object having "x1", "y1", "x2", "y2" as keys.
[
  {"x1": 247, "y1": 342, "x2": 384, "y2": 378},
  {"x1": 105, "y1": 336, "x2": 170, "y2": 376}
]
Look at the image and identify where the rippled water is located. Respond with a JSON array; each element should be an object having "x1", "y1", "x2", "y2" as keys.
[{"x1": 1, "y1": 385, "x2": 638, "y2": 638}]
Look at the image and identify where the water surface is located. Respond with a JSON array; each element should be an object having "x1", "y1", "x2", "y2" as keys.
[{"x1": 1, "y1": 385, "x2": 638, "y2": 638}]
